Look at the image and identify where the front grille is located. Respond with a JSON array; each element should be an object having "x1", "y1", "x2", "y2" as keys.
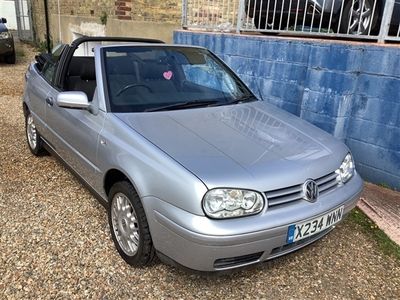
[
  {"x1": 214, "y1": 252, "x2": 264, "y2": 269},
  {"x1": 265, "y1": 171, "x2": 339, "y2": 207},
  {"x1": 270, "y1": 227, "x2": 332, "y2": 257}
]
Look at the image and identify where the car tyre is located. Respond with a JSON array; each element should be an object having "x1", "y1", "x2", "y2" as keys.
[
  {"x1": 254, "y1": 14, "x2": 267, "y2": 30},
  {"x1": 254, "y1": 15, "x2": 280, "y2": 35},
  {"x1": 25, "y1": 111, "x2": 46, "y2": 156},
  {"x1": 340, "y1": 0, "x2": 378, "y2": 35},
  {"x1": 5, "y1": 51, "x2": 16, "y2": 64},
  {"x1": 108, "y1": 181, "x2": 155, "y2": 267}
]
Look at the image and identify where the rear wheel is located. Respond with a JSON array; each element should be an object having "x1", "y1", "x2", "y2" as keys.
[
  {"x1": 25, "y1": 111, "x2": 45, "y2": 156},
  {"x1": 108, "y1": 181, "x2": 155, "y2": 267},
  {"x1": 5, "y1": 51, "x2": 16, "y2": 64}
]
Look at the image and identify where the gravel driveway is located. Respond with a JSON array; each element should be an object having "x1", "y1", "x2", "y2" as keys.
[{"x1": 0, "y1": 42, "x2": 399, "y2": 300}]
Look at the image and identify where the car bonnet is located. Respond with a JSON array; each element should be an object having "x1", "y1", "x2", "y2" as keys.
[{"x1": 115, "y1": 101, "x2": 347, "y2": 190}]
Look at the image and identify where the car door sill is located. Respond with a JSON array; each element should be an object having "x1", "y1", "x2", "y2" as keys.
[{"x1": 42, "y1": 142, "x2": 108, "y2": 208}]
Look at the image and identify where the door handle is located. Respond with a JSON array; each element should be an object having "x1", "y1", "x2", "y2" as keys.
[{"x1": 46, "y1": 97, "x2": 54, "y2": 106}]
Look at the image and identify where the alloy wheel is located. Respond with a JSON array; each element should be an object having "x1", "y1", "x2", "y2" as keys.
[
  {"x1": 348, "y1": 0, "x2": 372, "y2": 34},
  {"x1": 26, "y1": 114, "x2": 38, "y2": 150},
  {"x1": 111, "y1": 192, "x2": 140, "y2": 256}
]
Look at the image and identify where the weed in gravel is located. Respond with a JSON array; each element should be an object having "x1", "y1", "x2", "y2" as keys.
[
  {"x1": 16, "y1": 48, "x2": 25, "y2": 58},
  {"x1": 349, "y1": 208, "x2": 400, "y2": 260}
]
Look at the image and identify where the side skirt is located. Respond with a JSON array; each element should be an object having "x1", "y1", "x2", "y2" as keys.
[{"x1": 42, "y1": 142, "x2": 108, "y2": 208}]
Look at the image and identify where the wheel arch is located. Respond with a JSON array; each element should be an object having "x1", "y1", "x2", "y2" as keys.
[
  {"x1": 22, "y1": 102, "x2": 29, "y2": 117},
  {"x1": 103, "y1": 168, "x2": 141, "y2": 198}
]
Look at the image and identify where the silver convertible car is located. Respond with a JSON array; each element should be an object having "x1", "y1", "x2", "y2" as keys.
[{"x1": 23, "y1": 37, "x2": 363, "y2": 272}]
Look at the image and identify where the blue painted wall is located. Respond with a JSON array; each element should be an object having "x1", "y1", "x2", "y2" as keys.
[{"x1": 174, "y1": 31, "x2": 400, "y2": 190}]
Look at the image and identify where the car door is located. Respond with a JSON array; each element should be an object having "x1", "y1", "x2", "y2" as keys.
[
  {"x1": 24, "y1": 66, "x2": 53, "y2": 136},
  {"x1": 44, "y1": 55, "x2": 105, "y2": 188},
  {"x1": 24, "y1": 46, "x2": 65, "y2": 138}
]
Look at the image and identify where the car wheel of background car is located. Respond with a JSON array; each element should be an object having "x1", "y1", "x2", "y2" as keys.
[
  {"x1": 25, "y1": 111, "x2": 45, "y2": 156},
  {"x1": 340, "y1": 0, "x2": 378, "y2": 35},
  {"x1": 5, "y1": 51, "x2": 16, "y2": 64},
  {"x1": 254, "y1": 14, "x2": 267, "y2": 30},
  {"x1": 254, "y1": 14, "x2": 283, "y2": 34},
  {"x1": 108, "y1": 181, "x2": 155, "y2": 267}
]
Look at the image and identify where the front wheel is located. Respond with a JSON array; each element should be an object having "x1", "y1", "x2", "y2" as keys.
[
  {"x1": 108, "y1": 181, "x2": 155, "y2": 267},
  {"x1": 254, "y1": 14, "x2": 281, "y2": 34},
  {"x1": 254, "y1": 14, "x2": 267, "y2": 30}
]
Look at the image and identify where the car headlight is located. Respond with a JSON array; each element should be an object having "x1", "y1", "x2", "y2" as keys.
[
  {"x1": 202, "y1": 188, "x2": 265, "y2": 219},
  {"x1": 0, "y1": 32, "x2": 11, "y2": 39},
  {"x1": 336, "y1": 153, "x2": 355, "y2": 184}
]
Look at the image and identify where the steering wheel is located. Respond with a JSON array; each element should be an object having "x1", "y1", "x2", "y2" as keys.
[{"x1": 116, "y1": 84, "x2": 153, "y2": 96}]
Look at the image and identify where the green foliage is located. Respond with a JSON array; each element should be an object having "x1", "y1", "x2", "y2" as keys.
[
  {"x1": 37, "y1": 36, "x2": 53, "y2": 53},
  {"x1": 349, "y1": 208, "x2": 400, "y2": 260},
  {"x1": 15, "y1": 48, "x2": 25, "y2": 58},
  {"x1": 100, "y1": 11, "x2": 108, "y2": 25},
  {"x1": 378, "y1": 182, "x2": 391, "y2": 189}
]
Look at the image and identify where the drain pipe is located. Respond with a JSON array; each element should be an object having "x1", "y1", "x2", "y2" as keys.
[
  {"x1": 43, "y1": 0, "x2": 51, "y2": 53},
  {"x1": 57, "y1": 0, "x2": 62, "y2": 42}
]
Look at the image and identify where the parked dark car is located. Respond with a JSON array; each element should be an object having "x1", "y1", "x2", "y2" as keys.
[
  {"x1": 245, "y1": 0, "x2": 400, "y2": 35},
  {"x1": 0, "y1": 17, "x2": 15, "y2": 64}
]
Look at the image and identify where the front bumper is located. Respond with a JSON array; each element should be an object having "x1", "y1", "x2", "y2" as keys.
[
  {"x1": 144, "y1": 173, "x2": 363, "y2": 272},
  {"x1": 0, "y1": 38, "x2": 15, "y2": 56}
]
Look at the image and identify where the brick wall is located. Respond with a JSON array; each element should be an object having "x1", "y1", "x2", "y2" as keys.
[
  {"x1": 174, "y1": 31, "x2": 400, "y2": 190},
  {"x1": 31, "y1": 0, "x2": 181, "y2": 25},
  {"x1": 31, "y1": 0, "x2": 181, "y2": 42}
]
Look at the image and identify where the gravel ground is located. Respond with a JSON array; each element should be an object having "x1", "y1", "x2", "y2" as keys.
[{"x1": 0, "y1": 42, "x2": 399, "y2": 300}]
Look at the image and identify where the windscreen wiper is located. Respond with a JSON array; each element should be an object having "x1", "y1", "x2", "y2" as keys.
[
  {"x1": 145, "y1": 100, "x2": 218, "y2": 112},
  {"x1": 223, "y1": 95, "x2": 257, "y2": 106}
]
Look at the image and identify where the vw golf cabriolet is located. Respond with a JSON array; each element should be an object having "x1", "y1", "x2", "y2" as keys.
[{"x1": 23, "y1": 36, "x2": 363, "y2": 272}]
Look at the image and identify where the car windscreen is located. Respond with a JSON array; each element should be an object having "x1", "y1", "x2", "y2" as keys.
[{"x1": 103, "y1": 46, "x2": 256, "y2": 112}]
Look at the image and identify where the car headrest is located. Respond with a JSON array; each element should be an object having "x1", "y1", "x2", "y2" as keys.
[
  {"x1": 107, "y1": 57, "x2": 136, "y2": 75},
  {"x1": 141, "y1": 63, "x2": 170, "y2": 80}
]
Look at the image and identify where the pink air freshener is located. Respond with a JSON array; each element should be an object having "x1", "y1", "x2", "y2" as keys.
[{"x1": 163, "y1": 71, "x2": 173, "y2": 80}]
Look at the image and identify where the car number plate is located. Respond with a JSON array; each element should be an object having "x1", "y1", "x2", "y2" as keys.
[{"x1": 287, "y1": 206, "x2": 344, "y2": 244}]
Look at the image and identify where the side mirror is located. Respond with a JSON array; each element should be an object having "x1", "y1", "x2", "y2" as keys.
[
  {"x1": 57, "y1": 91, "x2": 90, "y2": 109},
  {"x1": 1, "y1": 18, "x2": 7, "y2": 24}
]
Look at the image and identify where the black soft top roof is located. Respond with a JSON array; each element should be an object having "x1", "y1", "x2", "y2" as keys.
[{"x1": 70, "y1": 36, "x2": 164, "y2": 50}]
